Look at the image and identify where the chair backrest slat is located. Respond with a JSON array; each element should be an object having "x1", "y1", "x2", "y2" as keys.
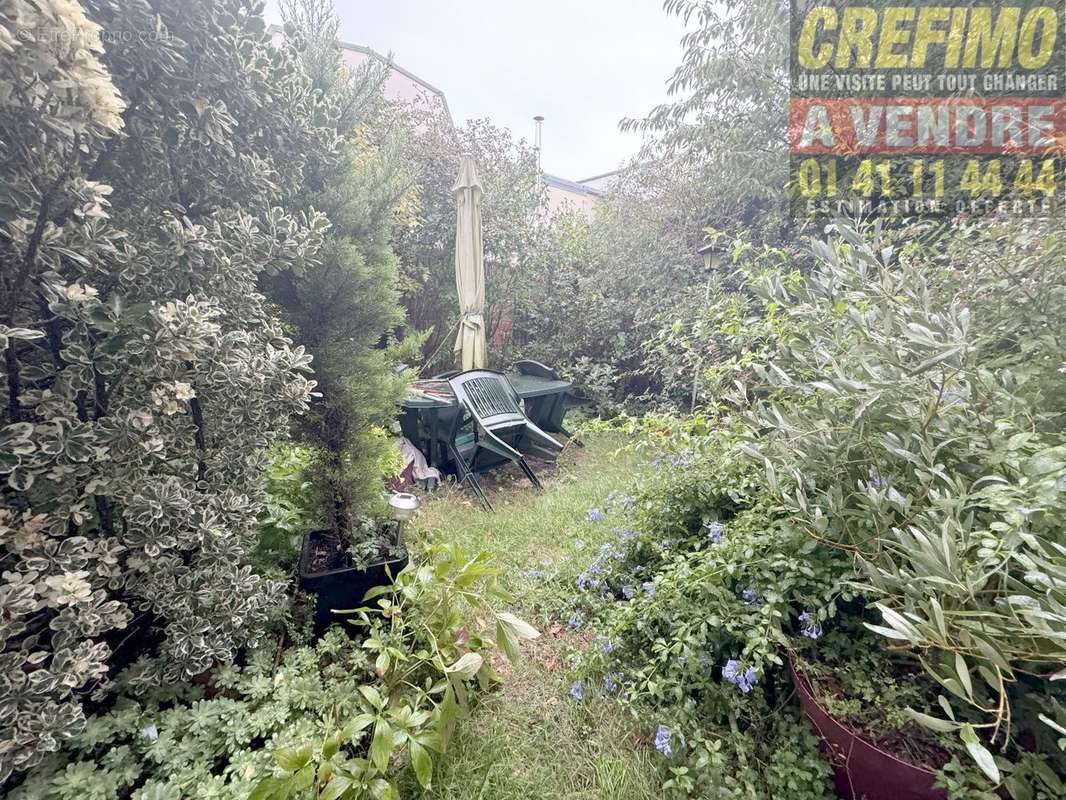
[{"x1": 449, "y1": 371, "x2": 524, "y2": 427}]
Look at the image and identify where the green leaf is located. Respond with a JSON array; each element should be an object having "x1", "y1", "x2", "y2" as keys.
[
  {"x1": 904, "y1": 708, "x2": 959, "y2": 733},
  {"x1": 445, "y1": 652, "x2": 483, "y2": 680},
  {"x1": 274, "y1": 744, "x2": 312, "y2": 772},
  {"x1": 497, "y1": 612, "x2": 539, "y2": 641},
  {"x1": 370, "y1": 718, "x2": 394, "y2": 773},
  {"x1": 248, "y1": 777, "x2": 284, "y2": 800},
  {"x1": 409, "y1": 739, "x2": 433, "y2": 788},
  {"x1": 369, "y1": 778, "x2": 399, "y2": 800},
  {"x1": 955, "y1": 653, "x2": 973, "y2": 701},
  {"x1": 359, "y1": 684, "x2": 385, "y2": 711},
  {"x1": 321, "y1": 775, "x2": 353, "y2": 800},
  {"x1": 960, "y1": 724, "x2": 1000, "y2": 783}
]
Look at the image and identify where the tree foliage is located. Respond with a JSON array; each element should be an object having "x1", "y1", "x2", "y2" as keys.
[
  {"x1": 394, "y1": 111, "x2": 543, "y2": 371},
  {"x1": 0, "y1": 0, "x2": 334, "y2": 779},
  {"x1": 264, "y1": 0, "x2": 413, "y2": 539}
]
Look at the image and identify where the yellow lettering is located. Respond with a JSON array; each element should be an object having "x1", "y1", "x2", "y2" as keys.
[
  {"x1": 875, "y1": 7, "x2": 915, "y2": 68},
  {"x1": 1018, "y1": 7, "x2": 1058, "y2": 69},
  {"x1": 912, "y1": 8, "x2": 951, "y2": 69},
  {"x1": 836, "y1": 7, "x2": 878, "y2": 69},
  {"x1": 963, "y1": 8, "x2": 1021, "y2": 69},
  {"x1": 799, "y1": 8, "x2": 837, "y2": 69}
]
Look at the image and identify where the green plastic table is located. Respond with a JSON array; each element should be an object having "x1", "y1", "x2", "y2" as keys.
[{"x1": 399, "y1": 373, "x2": 574, "y2": 469}]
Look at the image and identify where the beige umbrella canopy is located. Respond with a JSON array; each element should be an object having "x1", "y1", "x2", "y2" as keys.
[{"x1": 452, "y1": 155, "x2": 486, "y2": 371}]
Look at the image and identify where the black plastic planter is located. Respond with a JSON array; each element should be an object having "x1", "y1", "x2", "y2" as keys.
[{"x1": 298, "y1": 529, "x2": 408, "y2": 633}]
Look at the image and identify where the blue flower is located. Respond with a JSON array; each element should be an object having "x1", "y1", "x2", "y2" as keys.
[
  {"x1": 868, "y1": 471, "x2": 888, "y2": 490},
  {"x1": 569, "y1": 681, "x2": 584, "y2": 700},
  {"x1": 722, "y1": 659, "x2": 758, "y2": 693},
  {"x1": 642, "y1": 581, "x2": 656, "y2": 597},
  {"x1": 654, "y1": 725, "x2": 673, "y2": 757},
  {"x1": 1059, "y1": 473, "x2": 1066, "y2": 491},
  {"x1": 568, "y1": 611, "x2": 583, "y2": 630},
  {"x1": 741, "y1": 587, "x2": 760, "y2": 605},
  {"x1": 599, "y1": 638, "x2": 616, "y2": 654},
  {"x1": 705, "y1": 521, "x2": 725, "y2": 544},
  {"x1": 603, "y1": 674, "x2": 619, "y2": 693},
  {"x1": 576, "y1": 573, "x2": 590, "y2": 591},
  {"x1": 587, "y1": 508, "x2": 605, "y2": 522},
  {"x1": 799, "y1": 611, "x2": 823, "y2": 640},
  {"x1": 1018, "y1": 506, "x2": 1037, "y2": 520},
  {"x1": 651, "y1": 458, "x2": 662, "y2": 471},
  {"x1": 621, "y1": 585, "x2": 635, "y2": 600}
]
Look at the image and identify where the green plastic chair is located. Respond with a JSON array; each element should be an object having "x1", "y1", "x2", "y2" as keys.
[{"x1": 445, "y1": 370, "x2": 563, "y2": 510}]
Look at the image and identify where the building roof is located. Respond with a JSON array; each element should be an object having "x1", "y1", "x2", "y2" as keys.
[
  {"x1": 542, "y1": 173, "x2": 605, "y2": 197},
  {"x1": 578, "y1": 169, "x2": 621, "y2": 186},
  {"x1": 267, "y1": 24, "x2": 453, "y2": 124}
]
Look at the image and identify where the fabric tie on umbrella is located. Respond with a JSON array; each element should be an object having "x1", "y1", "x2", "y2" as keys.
[{"x1": 452, "y1": 155, "x2": 486, "y2": 371}]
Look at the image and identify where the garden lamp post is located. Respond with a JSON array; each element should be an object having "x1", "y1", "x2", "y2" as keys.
[
  {"x1": 388, "y1": 492, "x2": 420, "y2": 548},
  {"x1": 691, "y1": 242, "x2": 726, "y2": 412}
]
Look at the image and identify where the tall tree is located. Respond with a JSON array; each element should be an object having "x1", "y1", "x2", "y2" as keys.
[
  {"x1": 623, "y1": 0, "x2": 792, "y2": 239},
  {"x1": 266, "y1": 0, "x2": 413, "y2": 538}
]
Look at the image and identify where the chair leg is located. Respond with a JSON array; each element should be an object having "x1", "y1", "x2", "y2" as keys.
[
  {"x1": 517, "y1": 456, "x2": 542, "y2": 489},
  {"x1": 464, "y1": 471, "x2": 493, "y2": 511},
  {"x1": 448, "y1": 443, "x2": 493, "y2": 511}
]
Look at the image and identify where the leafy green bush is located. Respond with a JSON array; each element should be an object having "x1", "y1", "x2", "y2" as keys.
[
  {"x1": 557, "y1": 426, "x2": 846, "y2": 798},
  {"x1": 11, "y1": 539, "x2": 537, "y2": 800},
  {"x1": 0, "y1": 0, "x2": 334, "y2": 779},
  {"x1": 253, "y1": 444, "x2": 320, "y2": 571},
  {"x1": 264, "y1": 0, "x2": 412, "y2": 543},
  {"x1": 738, "y1": 217, "x2": 1066, "y2": 789}
]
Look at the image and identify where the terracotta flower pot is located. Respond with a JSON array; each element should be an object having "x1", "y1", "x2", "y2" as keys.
[{"x1": 790, "y1": 658, "x2": 947, "y2": 800}]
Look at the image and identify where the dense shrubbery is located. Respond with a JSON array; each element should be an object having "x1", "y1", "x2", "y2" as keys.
[
  {"x1": 557, "y1": 423, "x2": 844, "y2": 798},
  {"x1": 738, "y1": 216, "x2": 1066, "y2": 792},
  {"x1": 509, "y1": 162, "x2": 706, "y2": 407},
  {"x1": 0, "y1": 0, "x2": 334, "y2": 778},
  {"x1": 557, "y1": 217, "x2": 1066, "y2": 799},
  {"x1": 12, "y1": 540, "x2": 537, "y2": 800}
]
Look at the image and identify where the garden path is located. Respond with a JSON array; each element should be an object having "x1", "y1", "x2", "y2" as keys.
[{"x1": 405, "y1": 434, "x2": 660, "y2": 800}]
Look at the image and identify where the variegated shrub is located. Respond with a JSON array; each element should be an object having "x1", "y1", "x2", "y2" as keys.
[{"x1": 0, "y1": 0, "x2": 335, "y2": 781}]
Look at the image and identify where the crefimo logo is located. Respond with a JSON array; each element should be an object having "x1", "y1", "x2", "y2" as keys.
[
  {"x1": 796, "y1": 5, "x2": 1059, "y2": 70},
  {"x1": 788, "y1": 2, "x2": 1066, "y2": 219}
]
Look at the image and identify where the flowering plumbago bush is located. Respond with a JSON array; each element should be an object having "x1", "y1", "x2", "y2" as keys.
[
  {"x1": 736, "y1": 218, "x2": 1066, "y2": 793},
  {"x1": 0, "y1": 0, "x2": 338, "y2": 780},
  {"x1": 557, "y1": 426, "x2": 847, "y2": 798}
]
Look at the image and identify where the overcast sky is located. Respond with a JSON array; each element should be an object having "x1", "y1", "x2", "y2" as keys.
[{"x1": 266, "y1": 1, "x2": 687, "y2": 180}]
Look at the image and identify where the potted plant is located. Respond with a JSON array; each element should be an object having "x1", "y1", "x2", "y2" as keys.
[
  {"x1": 298, "y1": 517, "x2": 409, "y2": 631},
  {"x1": 789, "y1": 660, "x2": 947, "y2": 800},
  {"x1": 788, "y1": 618, "x2": 990, "y2": 800}
]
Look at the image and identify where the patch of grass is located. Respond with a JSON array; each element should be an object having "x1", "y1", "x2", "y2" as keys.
[{"x1": 407, "y1": 433, "x2": 661, "y2": 800}]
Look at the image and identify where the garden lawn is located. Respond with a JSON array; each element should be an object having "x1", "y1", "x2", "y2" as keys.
[{"x1": 408, "y1": 433, "x2": 661, "y2": 800}]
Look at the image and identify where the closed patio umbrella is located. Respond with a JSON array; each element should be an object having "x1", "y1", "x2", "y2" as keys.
[{"x1": 452, "y1": 155, "x2": 486, "y2": 371}]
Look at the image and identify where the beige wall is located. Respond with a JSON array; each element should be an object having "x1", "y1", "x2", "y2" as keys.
[
  {"x1": 544, "y1": 183, "x2": 601, "y2": 218},
  {"x1": 338, "y1": 48, "x2": 449, "y2": 119}
]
